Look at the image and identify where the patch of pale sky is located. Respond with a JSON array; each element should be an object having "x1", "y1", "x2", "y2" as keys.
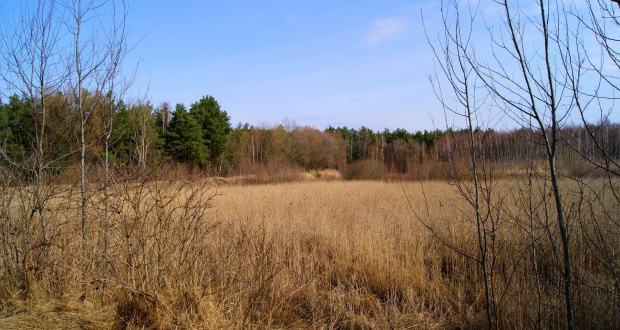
[{"x1": 365, "y1": 16, "x2": 410, "y2": 46}]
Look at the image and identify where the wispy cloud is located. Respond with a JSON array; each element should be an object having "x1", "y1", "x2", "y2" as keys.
[{"x1": 365, "y1": 17, "x2": 409, "y2": 46}]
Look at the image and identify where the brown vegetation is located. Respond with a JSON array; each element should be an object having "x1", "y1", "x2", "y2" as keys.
[{"x1": 0, "y1": 178, "x2": 617, "y2": 328}]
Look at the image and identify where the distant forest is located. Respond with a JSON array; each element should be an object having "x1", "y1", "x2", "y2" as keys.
[{"x1": 2, "y1": 92, "x2": 618, "y2": 182}]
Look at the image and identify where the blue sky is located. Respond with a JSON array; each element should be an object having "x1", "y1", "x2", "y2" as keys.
[
  {"x1": 120, "y1": 0, "x2": 440, "y2": 131},
  {"x1": 3, "y1": 0, "x2": 615, "y2": 132}
]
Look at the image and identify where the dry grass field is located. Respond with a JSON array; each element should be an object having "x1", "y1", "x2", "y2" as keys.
[{"x1": 0, "y1": 178, "x2": 617, "y2": 328}]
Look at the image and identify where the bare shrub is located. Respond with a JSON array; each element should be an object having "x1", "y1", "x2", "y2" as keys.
[{"x1": 343, "y1": 159, "x2": 388, "y2": 180}]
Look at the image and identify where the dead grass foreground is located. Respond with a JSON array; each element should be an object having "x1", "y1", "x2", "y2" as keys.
[{"x1": 0, "y1": 179, "x2": 617, "y2": 328}]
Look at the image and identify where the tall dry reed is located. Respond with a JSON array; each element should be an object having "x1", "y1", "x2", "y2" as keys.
[{"x1": 0, "y1": 179, "x2": 617, "y2": 328}]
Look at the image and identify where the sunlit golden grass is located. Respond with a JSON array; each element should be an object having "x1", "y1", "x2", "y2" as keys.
[
  {"x1": 200, "y1": 180, "x2": 476, "y2": 328},
  {"x1": 0, "y1": 178, "x2": 617, "y2": 328}
]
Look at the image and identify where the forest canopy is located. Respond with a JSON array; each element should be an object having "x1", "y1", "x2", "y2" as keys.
[{"x1": 2, "y1": 91, "x2": 616, "y2": 182}]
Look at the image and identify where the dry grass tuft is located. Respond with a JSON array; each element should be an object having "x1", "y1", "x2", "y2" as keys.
[
  {"x1": 113, "y1": 289, "x2": 160, "y2": 330},
  {"x1": 0, "y1": 296, "x2": 114, "y2": 329}
]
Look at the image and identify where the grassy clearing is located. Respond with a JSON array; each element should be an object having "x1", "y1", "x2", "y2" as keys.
[{"x1": 0, "y1": 179, "x2": 617, "y2": 328}]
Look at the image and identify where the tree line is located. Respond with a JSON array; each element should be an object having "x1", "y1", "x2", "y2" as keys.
[{"x1": 3, "y1": 91, "x2": 617, "y2": 182}]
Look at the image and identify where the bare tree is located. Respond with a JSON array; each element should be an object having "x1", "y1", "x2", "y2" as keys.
[
  {"x1": 420, "y1": 0, "x2": 620, "y2": 327},
  {"x1": 564, "y1": 0, "x2": 620, "y2": 321},
  {"x1": 423, "y1": 1, "x2": 504, "y2": 327},
  {"x1": 0, "y1": 0, "x2": 66, "y2": 241},
  {"x1": 1, "y1": 0, "x2": 134, "y2": 296},
  {"x1": 63, "y1": 0, "x2": 130, "y2": 274},
  {"x1": 99, "y1": 0, "x2": 130, "y2": 303},
  {"x1": 0, "y1": 0, "x2": 70, "y2": 291},
  {"x1": 130, "y1": 102, "x2": 155, "y2": 170}
]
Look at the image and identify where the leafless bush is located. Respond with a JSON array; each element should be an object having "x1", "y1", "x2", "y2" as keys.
[{"x1": 343, "y1": 159, "x2": 388, "y2": 180}]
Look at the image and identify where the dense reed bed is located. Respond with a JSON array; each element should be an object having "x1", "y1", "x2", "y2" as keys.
[{"x1": 0, "y1": 178, "x2": 617, "y2": 328}]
